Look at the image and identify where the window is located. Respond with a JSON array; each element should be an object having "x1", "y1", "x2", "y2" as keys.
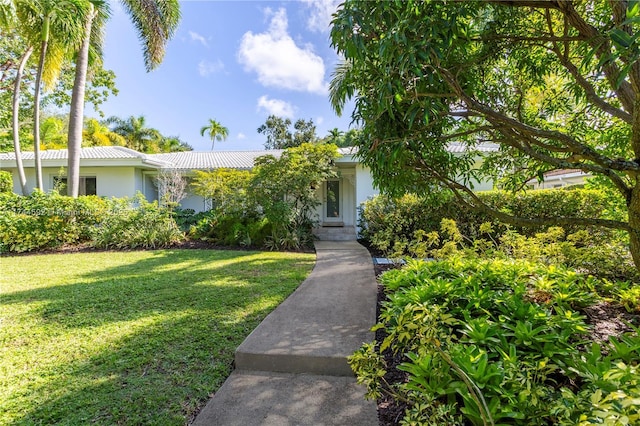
[{"x1": 54, "y1": 177, "x2": 97, "y2": 195}]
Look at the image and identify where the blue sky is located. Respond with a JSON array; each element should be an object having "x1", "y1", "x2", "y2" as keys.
[{"x1": 91, "y1": 0, "x2": 354, "y2": 151}]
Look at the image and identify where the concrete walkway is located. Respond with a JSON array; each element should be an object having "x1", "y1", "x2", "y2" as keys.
[{"x1": 192, "y1": 241, "x2": 379, "y2": 426}]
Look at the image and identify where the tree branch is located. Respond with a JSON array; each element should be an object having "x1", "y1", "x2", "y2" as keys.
[
  {"x1": 439, "y1": 67, "x2": 640, "y2": 174},
  {"x1": 555, "y1": 1, "x2": 636, "y2": 112},
  {"x1": 543, "y1": 9, "x2": 632, "y2": 123}
]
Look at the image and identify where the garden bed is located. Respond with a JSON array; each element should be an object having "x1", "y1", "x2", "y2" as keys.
[{"x1": 369, "y1": 258, "x2": 640, "y2": 425}]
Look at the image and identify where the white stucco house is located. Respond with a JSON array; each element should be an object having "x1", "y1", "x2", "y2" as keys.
[
  {"x1": 0, "y1": 144, "x2": 497, "y2": 238},
  {"x1": 0, "y1": 146, "x2": 379, "y2": 237}
]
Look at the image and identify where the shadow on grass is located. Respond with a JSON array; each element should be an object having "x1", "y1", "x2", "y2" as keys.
[
  {"x1": 2, "y1": 249, "x2": 315, "y2": 425},
  {"x1": 2, "y1": 249, "x2": 310, "y2": 328}
]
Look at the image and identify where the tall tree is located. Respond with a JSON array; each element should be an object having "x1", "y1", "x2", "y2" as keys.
[
  {"x1": 330, "y1": 0, "x2": 640, "y2": 271},
  {"x1": 17, "y1": 0, "x2": 88, "y2": 191},
  {"x1": 327, "y1": 127, "x2": 343, "y2": 144},
  {"x1": 10, "y1": 37, "x2": 32, "y2": 194},
  {"x1": 106, "y1": 115, "x2": 162, "y2": 152},
  {"x1": 1, "y1": 8, "x2": 33, "y2": 194},
  {"x1": 257, "y1": 115, "x2": 317, "y2": 149},
  {"x1": 200, "y1": 118, "x2": 228, "y2": 150},
  {"x1": 67, "y1": 0, "x2": 180, "y2": 197}
]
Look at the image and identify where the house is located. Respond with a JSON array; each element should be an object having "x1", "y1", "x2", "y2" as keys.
[
  {"x1": 527, "y1": 169, "x2": 591, "y2": 190},
  {"x1": 0, "y1": 146, "x2": 377, "y2": 238},
  {"x1": 0, "y1": 144, "x2": 497, "y2": 237}
]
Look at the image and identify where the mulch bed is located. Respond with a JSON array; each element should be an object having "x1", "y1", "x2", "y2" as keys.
[{"x1": 371, "y1": 262, "x2": 639, "y2": 425}]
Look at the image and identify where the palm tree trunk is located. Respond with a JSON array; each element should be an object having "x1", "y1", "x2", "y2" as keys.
[
  {"x1": 33, "y1": 14, "x2": 51, "y2": 192},
  {"x1": 67, "y1": 4, "x2": 95, "y2": 198},
  {"x1": 12, "y1": 46, "x2": 33, "y2": 195}
]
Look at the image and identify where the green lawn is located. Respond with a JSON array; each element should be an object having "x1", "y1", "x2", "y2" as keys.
[{"x1": 0, "y1": 249, "x2": 315, "y2": 425}]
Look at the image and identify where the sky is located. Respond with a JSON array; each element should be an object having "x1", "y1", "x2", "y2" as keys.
[{"x1": 90, "y1": 0, "x2": 355, "y2": 152}]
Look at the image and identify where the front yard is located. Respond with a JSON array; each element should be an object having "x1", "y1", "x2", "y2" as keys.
[{"x1": 0, "y1": 249, "x2": 314, "y2": 425}]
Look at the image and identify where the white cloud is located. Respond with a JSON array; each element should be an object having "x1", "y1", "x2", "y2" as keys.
[
  {"x1": 302, "y1": 0, "x2": 342, "y2": 33},
  {"x1": 189, "y1": 30, "x2": 209, "y2": 47},
  {"x1": 237, "y1": 133, "x2": 246, "y2": 140},
  {"x1": 257, "y1": 95, "x2": 295, "y2": 118},
  {"x1": 198, "y1": 59, "x2": 224, "y2": 77},
  {"x1": 315, "y1": 116, "x2": 325, "y2": 125},
  {"x1": 237, "y1": 8, "x2": 328, "y2": 95}
]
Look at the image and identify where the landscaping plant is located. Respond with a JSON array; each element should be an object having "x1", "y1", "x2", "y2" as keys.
[
  {"x1": 0, "y1": 191, "x2": 183, "y2": 252},
  {"x1": 351, "y1": 258, "x2": 640, "y2": 425},
  {"x1": 359, "y1": 190, "x2": 637, "y2": 282}
]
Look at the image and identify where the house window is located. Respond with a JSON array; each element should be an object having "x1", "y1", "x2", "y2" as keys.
[{"x1": 54, "y1": 177, "x2": 97, "y2": 196}]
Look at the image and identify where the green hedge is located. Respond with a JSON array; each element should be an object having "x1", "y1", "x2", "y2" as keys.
[
  {"x1": 0, "y1": 192, "x2": 183, "y2": 253},
  {"x1": 0, "y1": 171, "x2": 12, "y2": 193},
  {"x1": 359, "y1": 188, "x2": 621, "y2": 254}
]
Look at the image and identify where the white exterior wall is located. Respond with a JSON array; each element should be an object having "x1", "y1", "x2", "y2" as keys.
[
  {"x1": 8, "y1": 166, "x2": 138, "y2": 197},
  {"x1": 355, "y1": 164, "x2": 378, "y2": 232},
  {"x1": 531, "y1": 173, "x2": 589, "y2": 189},
  {"x1": 180, "y1": 194, "x2": 207, "y2": 212}
]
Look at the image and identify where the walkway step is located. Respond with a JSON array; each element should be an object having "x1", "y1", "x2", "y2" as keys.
[
  {"x1": 191, "y1": 371, "x2": 378, "y2": 426},
  {"x1": 312, "y1": 226, "x2": 358, "y2": 241},
  {"x1": 234, "y1": 241, "x2": 376, "y2": 376}
]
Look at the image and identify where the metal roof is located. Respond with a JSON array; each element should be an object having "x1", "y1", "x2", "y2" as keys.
[
  {"x1": 0, "y1": 146, "x2": 158, "y2": 160},
  {"x1": 149, "y1": 150, "x2": 283, "y2": 170},
  {"x1": 0, "y1": 143, "x2": 497, "y2": 170}
]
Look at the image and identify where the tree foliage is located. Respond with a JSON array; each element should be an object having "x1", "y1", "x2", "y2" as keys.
[
  {"x1": 257, "y1": 115, "x2": 318, "y2": 149},
  {"x1": 105, "y1": 115, "x2": 188, "y2": 153},
  {"x1": 250, "y1": 143, "x2": 340, "y2": 231},
  {"x1": 200, "y1": 118, "x2": 228, "y2": 151},
  {"x1": 330, "y1": 0, "x2": 640, "y2": 271},
  {"x1": 191, "y1": 168, "x2": 253, "y2": 215}
]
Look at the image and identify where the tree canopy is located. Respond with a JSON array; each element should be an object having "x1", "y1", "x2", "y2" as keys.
[
  {"x1": 257, "y1": 115, "x2": 318, "y2": 149},
  {"x1": 330, "y1": 0, "x2": 640, "y2": 270}
]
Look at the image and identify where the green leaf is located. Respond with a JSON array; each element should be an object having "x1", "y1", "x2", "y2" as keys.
[{"x1": 610, "y1": 28, "x2": 633, "y2": 48}]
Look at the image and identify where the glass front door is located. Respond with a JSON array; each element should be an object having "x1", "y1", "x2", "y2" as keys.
[{"x1": 324, "y1": 180, "x2": 342, "y2": 223}]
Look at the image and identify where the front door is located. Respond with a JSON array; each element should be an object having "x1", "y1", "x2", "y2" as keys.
[{"x1": 323, "y1": 180, "x2": 343, "y2": 225}]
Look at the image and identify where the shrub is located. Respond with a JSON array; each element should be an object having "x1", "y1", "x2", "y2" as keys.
[
  {"x1": 350, "y1": 258, "x2": 640, "y2": 425},
  {"x1": 0, "y1": 192, "x2": 183, "y2": 253},
  {"x1": 0, "y1": 192, "x2": 110, "y2": 253},
  {"x1": 360, "y1": 188, "x2": 617, "y2": 251},
  {"x1": 359, "y1": 189, "x2": 635, "y2": 281},
  {"x1": 90, "y1": 195, "x2": 184, "y2": 249},
  {"x1": 0, "y1": 171, "x2": 12, "y2": 193},
  {"x1": 188, "y1": 211, "x2": 272, "y2": 248}
]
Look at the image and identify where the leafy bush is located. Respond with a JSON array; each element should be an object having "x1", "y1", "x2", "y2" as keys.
[
  {"x1": 0, "y1": 192, "x2": 183, "y2": 253},
  {"x1": 360, "y1": 188, "x2": 617, "y2": 251},
  {"x1": 90, "y1": 195, "x2": 184, "y2": 249},
  {"x1": 359, "y1": 189, "x2": 635, "y2": 281},
  {"x1": 189, "y1": 143, "x2": 340, "y2": 250},
  {"x1": 350, "y1": 259, "x2": 640, "y2": 425},
  {"x1": 191, "y1": 168, "x2": 255, "y2": 216},
  {"x1": 188, "y1": 211, "x2": 272, "y2": 248},
  {"x1": 0, "y1": 192, "x2": 110, "y2": 253},
  {"x1": 0, "y1": 171, "x2": 12, "y2": 193}
]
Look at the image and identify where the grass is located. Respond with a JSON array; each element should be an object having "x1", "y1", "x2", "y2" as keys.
[{"x1": 0, "y1": 249, "x2": 315, "y2": 425}]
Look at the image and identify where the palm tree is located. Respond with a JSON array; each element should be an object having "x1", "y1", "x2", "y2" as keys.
[
  {"x1": 67, "y1": 0, "x2": 180, "y2": 197},
  {"x1": 200, "y1": 119, "x2": 229, "y2": 150},
  {"x1": 159, "y1": 135, "x2": 192, "y2": 152},
  {"x1": 106, "y1": 115, "x2": 162, "y2": 153},
  {"x1": 327, "y1": 127, "x2": 344, "y2": 144},
  {"x1": 16, "y1": 0, "x2": 88, "y2": 191},
  {"x1": 1, "y1": 2, "x2": 28, "y2": 194},
  {"x1": 10, "y1": 42, "x2": 32, "y2": 195},
  {"x1": 83, "y1": 118, "x2": 126, "y2": 146}
]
